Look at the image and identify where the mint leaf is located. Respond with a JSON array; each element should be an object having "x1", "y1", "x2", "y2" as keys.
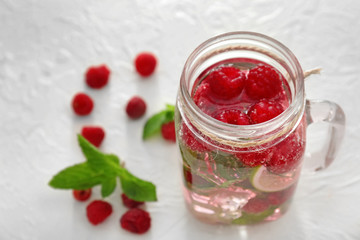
[
  {"x1": 143, "y1": 104, "x2": 175, "y2": 140},
  {"x1": 49, "y1": 163, "x2": 104, "y2": 190},
  {"x1": 232, "y1": 207, "x2": 276, "y2": 225},
  {"x1": 118, "y1": 168, "x2": 157, "y2": 202},
  {"x1": 101, "y1": 177, "x2": 117, "y2": 198}
]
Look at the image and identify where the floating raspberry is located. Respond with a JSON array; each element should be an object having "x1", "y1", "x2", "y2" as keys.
[
  {"x1": 86, "y1": 200, "x2": 113, "y2": 225},
  {"x1": 85, "y1": 64, "x2": 110, "y2": 89},
  {"x1": 72, "y1": 93, "x2": 94, "y2": 116},
  {"x1": 126, "y1": 96, "x2": 147, "y2": 119},
  {"x1": 72, "y1": 189, "x2": 92, "y2": 202},
  {"x1": 180, "y1": 123, "x2": 209, "y2": 152},
  {"x1": 120, "y1": 208, "x2": 151, "y2": 234},
  {"x1": 266, "y1": 131, "x2": 305, "y2": 174},
  {"x1": 215, "y1": 109, "x2": 250, "y2": 125},
  {"x1": 161, "y1": 121, "x2": 176, "y2": 142},
  {"x1": 193, "y1": 82, "x2": 213, "y2": 110},
  {"x1": 243, "y1": 198, "x2": 270, "y2": 214},
  {"x1": 207, "y1": 66, "x2": 245, "y2": 99},
  {"x1": 248, "y1": 100, "x2": 284, "y2": 124},
  {"x1": 81, "y1": 126, "x2": 105, "y2": 148},
  {"x1": 236, "y1": 148, "x2": 273, "y2": 167},
  {"x1": 135, "y1": 52, "x2": 157, "y2": 77},
  {"x1": 245, "y1": 64, "x2": 283, "y2": 100},
  {"x1": 121, "y1": 194, "x2": 144, "y2": 209}
]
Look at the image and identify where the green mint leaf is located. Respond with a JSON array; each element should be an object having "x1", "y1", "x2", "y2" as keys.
[
  {"x1": 118, "y1": 168, "x2": 157, "y2": 202},
  {"x1": 101, "y1": 177, "x2": 117, "y2": 198},
  {"x1": 232, "y1": 207, "x2": 276, "y2": 225},
  {"x1": 143, "y1": 104, "x2": 175, "y2": 140},
  {"x1": 48, "y1": 163, "x2": 104, "y2": 190}
]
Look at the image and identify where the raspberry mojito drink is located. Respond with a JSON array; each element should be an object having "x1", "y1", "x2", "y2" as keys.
[{"x1": 175, "y1": 32, "x2": 309, "y2": 225}]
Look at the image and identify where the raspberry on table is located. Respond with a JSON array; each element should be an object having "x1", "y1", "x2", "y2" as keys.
[
  {"x1": 245, "y1": 64, "x2": 283, "y2": 100},
  {"x1": 81, "y1": 126, "x2": 105, "y2": 148},
  {"x1": 207, "y1": 66, "x2": 245, "y2": 99},
  {"x1": 120, "y1": 208, "x2": 151, "y2": 234},
  {"x1": 72, "y1": 189, "x2": 92, "y2": 202},
  {"x1": 247, "y1": 99, "x2": 284, "y2": 124},
  {"x1": 86, "y1": 200, "x2": 113, "y2": 225},
  {"x1": 121, "y1": 194, "x2": 144, "y2": 209},
  {"x1": 161, "y1": 121, "x2": 176, "y2": 142},
  {"x1": 126, "y1": 96, "x2": 147, "y2": 119},
  {"x1": 215, "y1": 109, "x2": 250, "y2": 125},
  {"x1": 135, "y1": 52, "x2": 157, "y2": 77},
  {"x1": 242, "y1": 198, "x2": 270, "y2": 214},
  {"x1": 72, "y1": 93, "x2": 94, "y2": 116},
  {"x1": 85, "y1": 64, "x2": 110, "y2": 89}
]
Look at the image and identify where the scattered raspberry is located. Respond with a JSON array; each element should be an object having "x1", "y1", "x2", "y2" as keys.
[
  {"x1": 86, "y1": 200, "x2": 113, "y2": 225},
  {"x1": 243, "y1": 198, "x2": 270, "y2": 214},
  {"x1": 215, "y1": 109, "x2": 250, "y2": 125},
  {"x1": 135, "y1": 52, "x2": 157, "y2": 77},
  {"x1": 180, "y1": 123, "x2": 210, "y2": 152},
  {"x1": 72, "y1": 189, "x2": 92, "y2": 202},
  {"x1": 248, "y1": 100, "x2": 284, "y2": 124},
  {"x1": 120, "y1": 208, "x2": 151, "y2": 234},
  {"x1": 126, "y1": 96, "x2": 147, "y2": 119},
  {"x1": 121, "y1": 194, "x2": 144, "y2": 209},
  {"x1": 236, "y1": 148, "x2": 273, "y2": 167},
  {"x1": 81, "y1": 126, "x2": 105, "y2": 147},
  {"x1": 72, "y1": 93, "x2": 94, "y2": 116},
  {"x1": 207, "y1": 66, "x2": 245, "y2": 99},
  {"x1": 266, "y1": 131, "x2": 305, "y2": 174},
  {"x1": 85, "y1": 64, "x2": 110, "y2": 89},
  {"x1": 161, "y1": 121, "x2": 176, "y2": 142},
  {"x1": 245, "y1": 64, "x2": 283, "y2": 100}
]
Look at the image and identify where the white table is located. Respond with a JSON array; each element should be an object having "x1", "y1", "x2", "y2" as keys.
[{"x1": 1, "y1": 0, "x2": 359, "y2": 239}]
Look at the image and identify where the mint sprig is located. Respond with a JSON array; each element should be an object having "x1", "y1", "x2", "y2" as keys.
[
  {"x1": 49, "y1": 134, "x2": 157, "y2": 201},
  {"x1": 143, "y1": 104, "x2": 175, "y2": 140}
]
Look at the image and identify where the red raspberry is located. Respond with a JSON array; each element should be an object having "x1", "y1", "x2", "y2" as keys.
[
  {"x1": 193, "y1": 82, "x2": 213, "y2": 109},
  {"x1": 126, "y1": 96, "x2": 147, "y2": 119},
  {"x1": 85, "y1": 64, "x2": 110, "y2": 89},
  {"x1": 266, "y1": 131, "x2": 305, "y2": 174},
  {"x1": 248, "y1": 100, "x2": 284, "y2": 124},
  {"x1": 81, "y1": 126, "x2": 105, "y2": 148},
  {"x1": 86, "y1": 200, "x2": 113, "y2": 225},
  {"x1": 245, "y1": 64, "x2": 283, "y2": 100},
  {"x1": 207, "y1": 66, "x2": 245, "y2": 99},
  {"x1": 180, "y1": 123, "x2": 209, "y2": 152},
  {"x1": 161, "y1": 121, "x2": 176, "y2": 142},
  {"x1": 243, "y1": 198, "x2": 270, "y2": 214},
  {"x1": 120, "y1": 208, "x2": 151, "y2": 234},
  {"x1": 72, "y1": 93, "x2": 94, "y2": 116},
  {"x1": 121, "y1": 194, "x2": 144, "y2": 209},
  {"x1": 72, "y1": 189, "x2": 92, "y2": 202},
  {"x1": 236, "y1": 148, "x2": 273, "y2": 167},
  {"x1": 215, "y1": 109, "x2": 250, "y2": 125},
  {"x1": 135, "y1": 52, "x2": 157, "y2": 77}
]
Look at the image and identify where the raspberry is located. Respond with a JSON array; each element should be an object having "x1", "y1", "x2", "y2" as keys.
[
  {"x1": 245, "y1": 64, "x2": 283, "y2": 100},
  {"x1": 248, "y1": 100, "x2": 284, "y2": 124},
  {"x1": 126, "y1": 96, "x2": 147, "y2": 119},
  {"x1": 135, "y1": 52, "x2": 157, "y2": 77},
  {"x1": 120, "y1": 208, "x2": 151, "y2": 234},
  {"x1": 121, "y1": 194, "x2": 144, "y2": 209},
  {"x1": 236, "y1": 148, "x2": 273, "y2": 167},
  {"x1": 243, "y1": 198, "x2": 270, "y2": 214},
  {"x1": 81, "y1": 126, "x2": 105, "y2": 147},
  {"x1": 72, "y1": 93, "x2": 94, "y2": 116},
  {"x1": 161, "y1": 121, "x2": 176, "y2": 142},
  {"x1": 207, "y1": 66, "x2": 245, "y2": 99},
  {"x1": 72, "y1": 189, "x2": 92, "y2": 202},
  {"x1": 266, "y1": 131, "x2": 305, "y2": 174},
  {"x1": 215, "y1": 109, "x2": 250, "y2": 125},
  {"x1": 180, "y1": 123, "x2": 209, "y2": 152},
  {"x1": 85, "y1": 64, "x2": 110, "y2": 89},
  {"x1": 193, "y1": 82, "x2": 213, "y2": 109},
  {"x1": 86, "y1": 200, "x2": 113, "y2": 225}
]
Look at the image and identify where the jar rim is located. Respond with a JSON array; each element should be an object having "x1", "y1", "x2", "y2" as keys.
[{"x1": 179, "y1": 31, "x2": 305, "y2": 146}]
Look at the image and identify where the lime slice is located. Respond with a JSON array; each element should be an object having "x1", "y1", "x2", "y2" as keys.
[{"x1": 251, "y1": 166, "x2": 300, "y2": 192}]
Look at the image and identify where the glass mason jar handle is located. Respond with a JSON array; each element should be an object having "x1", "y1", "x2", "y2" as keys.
[{"x1": 305, "y1": 99, "x2": 346, "y2": 171}]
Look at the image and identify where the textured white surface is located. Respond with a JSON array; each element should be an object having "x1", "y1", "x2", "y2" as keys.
[{"x1": 0, "y1": 0, "x2": 359, "y2": 239}]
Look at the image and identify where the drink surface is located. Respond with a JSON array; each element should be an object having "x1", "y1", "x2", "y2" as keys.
[{"x1": 178, "y1": 59, "x2": 306, "y2": 224}]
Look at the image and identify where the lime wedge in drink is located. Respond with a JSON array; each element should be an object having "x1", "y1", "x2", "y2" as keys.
[{"x1": 250, "y1": 166, "x2": 300, "y2": 192}]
